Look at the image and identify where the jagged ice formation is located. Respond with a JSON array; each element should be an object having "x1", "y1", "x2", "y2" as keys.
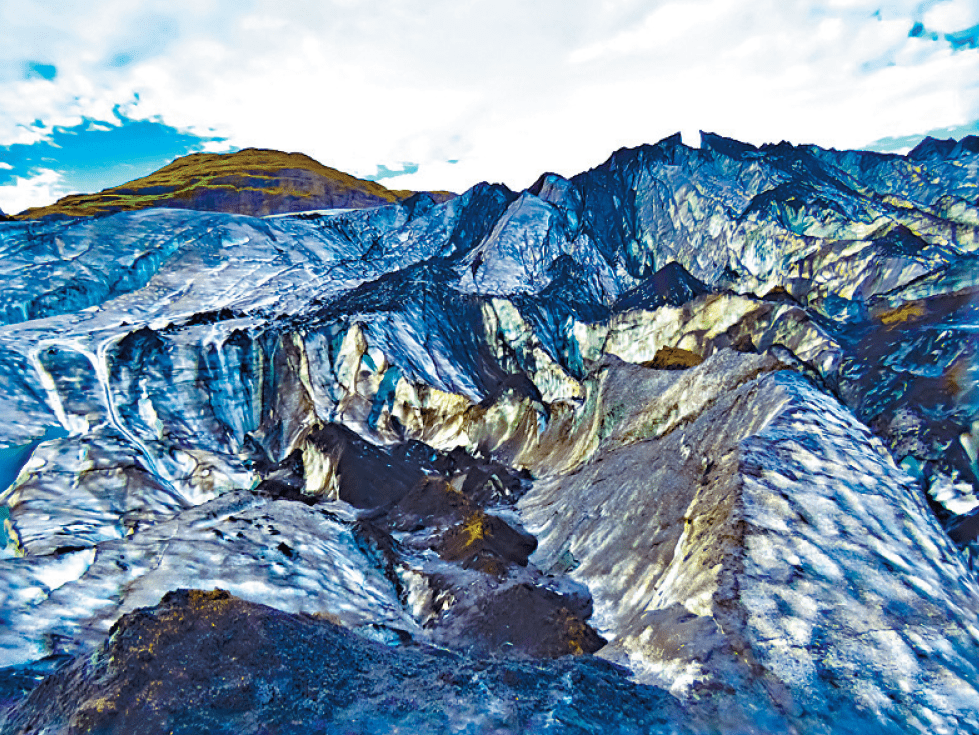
[{"x1": 0, "y1": 132, "x2": 977, "y2": 733}]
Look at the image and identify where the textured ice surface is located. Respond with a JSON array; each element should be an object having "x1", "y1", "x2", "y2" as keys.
[
  {"x1": 0, "y1": 133, "x2": 978, "y2": 732},
  {"x1": 520, "y1": 358, "x2": 979, "y2": 733},
  {"x1": 0, "y1": 490, "x2": 414, "y2": 667}
]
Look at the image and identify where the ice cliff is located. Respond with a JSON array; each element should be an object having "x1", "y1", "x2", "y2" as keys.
[{"x1": 0, "y1": 132, "x2": 977, "y2": 734}]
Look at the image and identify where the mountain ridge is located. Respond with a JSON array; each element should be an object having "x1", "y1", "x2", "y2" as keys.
[{"x1": 11, "y1": 147, "x2": 456, "y2": 220}]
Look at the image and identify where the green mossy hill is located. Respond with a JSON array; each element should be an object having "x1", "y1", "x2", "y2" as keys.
[{"x1": 14, "y1": 148, "x2": 455, "y2": 219}]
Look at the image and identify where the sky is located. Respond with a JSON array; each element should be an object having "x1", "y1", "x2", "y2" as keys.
[{"x1": 1, "y1": 0, "x2": 978, "y2": 215}]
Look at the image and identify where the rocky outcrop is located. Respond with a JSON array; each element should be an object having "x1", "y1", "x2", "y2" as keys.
[
  {"x1": 3, "y1": 588, "x2": 686, "y2": 735},
  {"x1": 12, "y1": 149, "x2": 455, "y2": 219},
  {"x1": 0, "y1": 132, "x2": 977, "y2": 733}
]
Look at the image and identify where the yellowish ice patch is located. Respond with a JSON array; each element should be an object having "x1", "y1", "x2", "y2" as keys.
[
  {"x1": 643, "y1": 346, "x2": 704, "y2": 370},
  {"x1": 459, "y1": 513, "x2": 486, "y2": 547},
  {"x1": 877, "y1": 302, "x2": 926, "y2": 325}
]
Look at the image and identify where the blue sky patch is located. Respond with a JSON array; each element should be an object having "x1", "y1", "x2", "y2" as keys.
[
  {"x1": 946, "y1": 23, "x2": 979, "y2": 50},
  {"x1": 24, "y1": 62, "x2": 57, "y2": 81},
  {"x1": 365, "y1": 162, "x2": 420, "y2": 181},
  {"x1": 863, "y1": 119, "x2": 979, "y2": 153},
  {"x1": 0, "y1": 108, "x2": 234, "y2": 197},
  {"x1": 908, "y1": 20, "x2": 979, "y2": 49}
]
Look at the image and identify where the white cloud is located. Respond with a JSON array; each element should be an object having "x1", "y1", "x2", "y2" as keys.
[
  {"x1": 922, "y1": 0, "x2": 979, "y2": 31},
  {"x1": 0, "y1": 169, "x2": 68, "y2": 215},
  {"x1": 568, "y1": 0, "x2": 738, "y2": 64},
  {"x1": 2, "y1": 0, "x2": 978, "y2": 198}
]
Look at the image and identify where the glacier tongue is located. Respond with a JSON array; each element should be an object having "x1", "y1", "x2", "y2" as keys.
[{"x1": 0, "y1": 134, "x2": 978, "y2": 733}]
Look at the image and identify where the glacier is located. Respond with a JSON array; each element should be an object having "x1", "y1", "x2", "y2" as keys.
[{"x1": 0, "y1": 132, "x2": 977, "y2": 733}]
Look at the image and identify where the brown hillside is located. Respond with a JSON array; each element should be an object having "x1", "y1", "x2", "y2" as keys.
[{"x1": 14, "y1": 148, "x2": 455, "y2": 219}]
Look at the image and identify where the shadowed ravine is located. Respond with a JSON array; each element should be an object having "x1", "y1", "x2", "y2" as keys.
[{"x1": 0, "y1": 133, "x2": 978, "y2": 733}]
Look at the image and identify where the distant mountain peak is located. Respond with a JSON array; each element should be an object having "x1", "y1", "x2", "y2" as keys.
[
  {"x1": 14, "y1": 148, "x2": 455, "y2": 220},
  {"x1": 700, "y1": 131, "x2": 760, "y2": 158},
  {"x1": 908, "y1": 134, "x2": 979, "y2": 161}
]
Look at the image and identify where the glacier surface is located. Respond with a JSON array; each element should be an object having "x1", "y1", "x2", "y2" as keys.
[{"x1": 0, "y1": 132, "x2": 978, "y2": 733}]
